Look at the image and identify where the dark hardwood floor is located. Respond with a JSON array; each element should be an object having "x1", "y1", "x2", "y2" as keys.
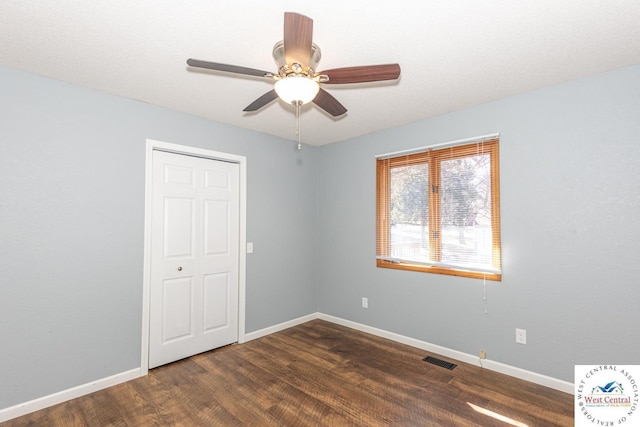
[{"x1": 2, "y1": 320, "x2": 574, "y2": 426}]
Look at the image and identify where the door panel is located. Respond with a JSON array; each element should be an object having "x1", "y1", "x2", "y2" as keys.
[
  {"x1": 205, "y1": 169, "x2": 230, "y2": 189},
  {"x1": 161, "y1": 277, "x2": 194, "y2": 343},
  {"x1": 204, "y1": 200, "x2": 229, "y2": 255},
  {"x1": 149, "y1": 150, "x2": 239, "y2": 368},
  {"x1": 164, "y1": 163, "x2": 195, "y2": 187},
  {"x1": 203, "y1": 273, "x2": 229, "y2": 331},
  {"x1": 163, "y1": 198, "x2": 194, "y2": 258}
]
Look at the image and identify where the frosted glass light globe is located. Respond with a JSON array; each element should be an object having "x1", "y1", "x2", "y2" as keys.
[{"x1": 274, "y1": 76, "x2": 320, "y2": 104}]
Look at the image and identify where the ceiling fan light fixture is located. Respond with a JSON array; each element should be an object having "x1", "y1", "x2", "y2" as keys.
[
  {"x1": 186, "y1": 12, "x2": 400, "y2": 117},
  {"x1": 274, "y1": 75, "x2": 320, "y2": 105}
]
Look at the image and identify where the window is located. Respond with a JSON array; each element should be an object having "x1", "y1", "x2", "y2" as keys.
[{"x1": 376, "y1": 137, "x2": 501, "y2": 280}]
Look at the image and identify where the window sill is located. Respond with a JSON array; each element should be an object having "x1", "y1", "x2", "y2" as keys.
[{"x1": 376, "y1": 259, "x2": 502, "y2": 281}]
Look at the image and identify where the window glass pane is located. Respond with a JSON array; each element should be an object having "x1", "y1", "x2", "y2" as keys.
[
  {"x1": 390, "y1": 163, "x2": 429, "y2": 262},
  {"x1": 440, "y1": 153, "x2": 492, "y2": 269}
]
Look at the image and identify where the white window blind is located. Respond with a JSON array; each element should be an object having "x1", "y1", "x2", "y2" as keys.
[{"x1": 376, "y1": 136, "x2": 502, "y2": 280}]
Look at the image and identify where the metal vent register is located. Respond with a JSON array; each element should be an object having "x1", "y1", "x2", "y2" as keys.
[{"x1": 422, "y1": 356, "x2": 457, "y2": 370}]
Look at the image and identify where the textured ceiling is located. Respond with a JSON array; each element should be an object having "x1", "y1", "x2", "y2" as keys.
[{"x1": 1, "y1": 1, "x2": 639, "y2": 146}]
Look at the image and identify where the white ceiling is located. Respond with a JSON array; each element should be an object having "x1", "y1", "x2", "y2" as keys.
[{"x1": 1, "y1": 1, "x2": 639, "y2": 146}]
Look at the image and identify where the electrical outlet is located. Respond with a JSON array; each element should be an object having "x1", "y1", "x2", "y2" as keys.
[
  {"x1": 362, "y1": 297, "x2": 368, "y2": 309},
  {"x1": 516, "y1": 328, "x2": 527, "y2": 344},
  {"x1": 479, "y1": 350, "x2": 487, "y2": 359}
]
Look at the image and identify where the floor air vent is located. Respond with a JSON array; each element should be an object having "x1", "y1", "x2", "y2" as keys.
[{"x1": 422, "y1": 356, "x2": 457, "y2": 370}]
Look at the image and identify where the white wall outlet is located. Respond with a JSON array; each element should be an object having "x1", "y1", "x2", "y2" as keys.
[
  {"x1": 247, "y1": 242, "x2": 254, "y2": 253},
  {"x1": 479, "y1": 350, "x2": 487, "y2": 359},
  {"x1": 362, "y1": 297, "x2": 368, "y2": 309},
  {"x1": 516, "y1": 328, "x2": 527, "y2": 344}
]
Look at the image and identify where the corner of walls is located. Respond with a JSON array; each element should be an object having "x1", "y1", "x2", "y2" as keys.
[
  {"x1": 242, "y1": 312, "x2": 574, "y2": 394},
  {"x1": 0, "y1": 64, "x2": 321, "y2": 413},
  {"x1": 314, "y1": 64, "x2": 640, "y2": 385}
]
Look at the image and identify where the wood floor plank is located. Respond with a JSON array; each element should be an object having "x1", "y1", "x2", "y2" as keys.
[
  {"x1": 1, "y1": 319, "x2": 574, "y2": 426},
  {"x1": 263, "y1": 324, "x2": 483, "y2": 424},
  {"x1": 240, "y1": 337, "x2": 397, "y2": 425},
  {"x1": 194, "y1": 351, "x2": 336, "y2": 425}
]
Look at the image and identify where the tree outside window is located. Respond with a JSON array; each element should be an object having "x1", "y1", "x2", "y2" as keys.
[{"x1": 376, "y1": 138, "x2": 501, "y2": 280}]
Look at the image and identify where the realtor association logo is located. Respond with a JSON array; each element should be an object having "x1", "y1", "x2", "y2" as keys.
[{"x1": 575, "y1": 365, "x2": 639, "y2": 426}]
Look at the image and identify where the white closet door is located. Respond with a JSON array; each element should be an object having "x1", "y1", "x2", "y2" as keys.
[{"x1": 149, "y1": 150, "x2": 239, "y2": 368}]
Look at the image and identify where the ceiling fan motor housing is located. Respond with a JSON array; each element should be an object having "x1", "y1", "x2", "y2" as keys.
[{"x1": 273, "y1": 41, "x2": 322, "y2": 77}]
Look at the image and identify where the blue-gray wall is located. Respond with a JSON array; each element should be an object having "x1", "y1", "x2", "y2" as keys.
[
  {"x1": 1, "y1": 63, "x2": 639, "y2": 410},
  {"x1": 317, "y1": 64, "x2": 640, "y2": 383},
  {"x1": 0, "y1": 66, "x2": 318, "y2": 409}
]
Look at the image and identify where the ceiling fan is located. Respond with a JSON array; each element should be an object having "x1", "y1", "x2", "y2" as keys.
[{"x1": 186, "y1": 12, "x2": 401, "y2": 117}]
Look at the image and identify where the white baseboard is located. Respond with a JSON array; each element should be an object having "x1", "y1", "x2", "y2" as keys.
[
  {"x1": 318, "y1": 313, "x2": 574, "y2": 395},
  {"x1": 479, "y1": 358, "x2": 574, "y2": 394},
  {"x1": 1, "y1": 312, "x2": 574, "y2": 422},
  {"x1": 244, "y1": 312, "x2": 320, "y2": 342},
  {"x1": 1, "y1": 314, "x2": 319, "y2": 423},
  {"x1": 0, "y1": 368, "x2": 141, "y2": 423}
]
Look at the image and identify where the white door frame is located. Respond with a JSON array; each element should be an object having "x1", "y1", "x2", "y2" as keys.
[{"x1": 141, "y1": 138, "x2": 247, "y2": 375}]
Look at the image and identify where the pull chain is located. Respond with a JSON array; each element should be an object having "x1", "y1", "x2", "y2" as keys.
[
  {"x1": 483, "y1": 274, "x2": 488, "y2": 314},
  {"x1": 295, "y1": 100, "x2": 302, "y2": 150}
]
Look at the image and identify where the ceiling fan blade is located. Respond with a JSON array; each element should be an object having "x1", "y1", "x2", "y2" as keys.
[
  {"x1": 187, "y1": 59, "x2": 272, "y2": 78},
  {"x1": 243, "y1": 89, "x2": 279, "y2": 112},
  {"x1": 313, "y1": 89, "x2": 347, "y2": 117},
  {"x1": 283, "y1": 12, "x2": 313, "y2": 67},
  {"x1": 319, "y1": 64, "x2": 401, "y2": 84}
]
